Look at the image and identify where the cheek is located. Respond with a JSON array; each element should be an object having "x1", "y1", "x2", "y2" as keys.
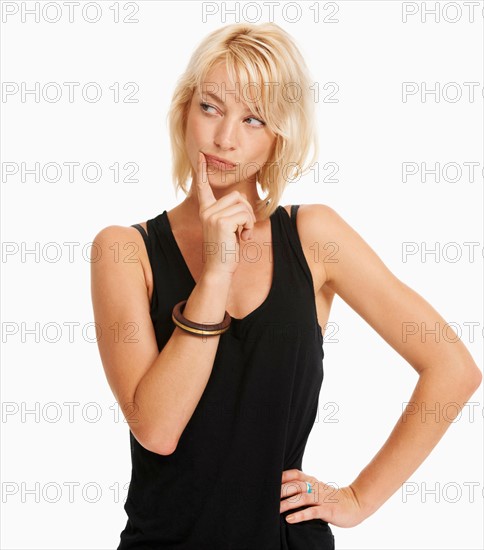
[
  {"x1": 186, "y1": 112, "x2": 208, "y2": 148},
  {"x1": 185, "y1": 112, "x2": 201, "y2": 148},
  {"x1": 253, "y1": 137, "x2": 275, "y2": 163},
  {"x1": 264, "y1": 137, "x2": 277, "y2": 162}
]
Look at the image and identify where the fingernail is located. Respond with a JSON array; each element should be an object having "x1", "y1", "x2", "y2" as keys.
[{"x1": 286, "y1": 515, "x2": 294, "y2": 522}]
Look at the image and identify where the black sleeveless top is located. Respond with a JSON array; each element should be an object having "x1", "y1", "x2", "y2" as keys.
[{"x1": 117, "y1": 204, "x2": 334, "y2": 550}]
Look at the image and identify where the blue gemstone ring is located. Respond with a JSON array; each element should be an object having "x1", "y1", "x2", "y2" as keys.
[{"x1": 306, "y1": 481, "x2": 312, "y2": 494}]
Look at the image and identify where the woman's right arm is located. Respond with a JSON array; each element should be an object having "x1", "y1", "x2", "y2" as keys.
[{"x1": 90, "y1": 225, "x2": 233, "y2": 456}]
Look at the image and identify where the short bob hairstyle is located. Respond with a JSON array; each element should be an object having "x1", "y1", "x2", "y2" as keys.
[{"x1": 167, "y1": 22, "x2": 319, "y2": 220}]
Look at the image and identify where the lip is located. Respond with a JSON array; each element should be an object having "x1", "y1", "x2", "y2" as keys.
[{"x1": 203, "y1": 153, "x2": 236, "y2": 169}]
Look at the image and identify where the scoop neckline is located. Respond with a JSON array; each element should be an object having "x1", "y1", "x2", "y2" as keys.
[{"x1": 161, "y1": 206, "x2": 281, "y2": 324}]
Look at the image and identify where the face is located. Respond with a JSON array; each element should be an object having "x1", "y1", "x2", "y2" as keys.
[{"x1": 184, "y1": 62, "x2": 277, "y2": 195}]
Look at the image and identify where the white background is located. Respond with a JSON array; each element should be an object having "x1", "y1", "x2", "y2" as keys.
[{"x1": 1, "y1": 1, "x2": 483, "y2": 549}]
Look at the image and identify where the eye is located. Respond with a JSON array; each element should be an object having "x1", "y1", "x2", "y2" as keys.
[
  {"x1": 245, "y1": 116, "x2": 266, "y2": 128},
  {"x1": 199, "y1": 102, "x2": 217, "y2": 114},
  {"x1": 199, "y1": 102, "x2": 265, "y2": 128}
]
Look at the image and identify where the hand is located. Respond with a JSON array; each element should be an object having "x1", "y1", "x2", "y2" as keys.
[
  {"x1": 280, "y1": 468, "x2": 367, "y2": 528},
  {"x1": 195, "y1": 151, "x2": 257, "y2": 276}
]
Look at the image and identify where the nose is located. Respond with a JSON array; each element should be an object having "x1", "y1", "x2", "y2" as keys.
[{"x1": 214, "y1": 117, "x2": 238, "y2": 151}]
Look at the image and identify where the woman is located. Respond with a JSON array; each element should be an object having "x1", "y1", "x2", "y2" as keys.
[{"x1": 90, "y1": 22, "x2": 481, "y2": 549}]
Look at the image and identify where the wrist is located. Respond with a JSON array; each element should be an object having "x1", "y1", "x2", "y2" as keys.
[
  {"x1": 199, "y1": 269, "x2": 234, "y2": 287},
  {"x1": 348, "y1": 480, "x2": 381, "y2": 520}
]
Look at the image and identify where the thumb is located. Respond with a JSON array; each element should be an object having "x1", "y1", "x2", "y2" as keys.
[{"x1": 196, "y1": 151, "x2": 216, "y2": 211}]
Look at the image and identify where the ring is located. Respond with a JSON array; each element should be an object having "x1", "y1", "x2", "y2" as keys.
[{"x1": 306, "y1": 481, "x2": 312, "y2": 494}]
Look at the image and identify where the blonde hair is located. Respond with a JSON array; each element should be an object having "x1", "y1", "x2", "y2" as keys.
[{"x1": 167, "y1": 22, "x2": 319, "y2": 220}]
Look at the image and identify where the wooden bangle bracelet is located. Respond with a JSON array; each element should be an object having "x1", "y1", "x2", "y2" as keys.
[{"x1": 172, "y1": 300, "x2": 231, "y2": 336}]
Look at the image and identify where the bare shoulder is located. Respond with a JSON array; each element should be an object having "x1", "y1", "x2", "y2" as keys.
[
  {"x1": 92, "y1": 223, "x2": 145, "y2": 245},
  {"x1": 282, "y1": 202, "x2": 344, "y2": 237},
  {"x1": 90, "y1": 223, "x2": 151, "y2": 288},
  {"x1": 91, "y1": 223, "x2": 149, "y2": 262},
  {"x1": 282, "y1": 203, "x2": 349, "y2": 285}
]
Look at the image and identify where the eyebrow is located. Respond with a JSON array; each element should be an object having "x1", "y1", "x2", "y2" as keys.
[{"x1": 201, "y1": 90, "x2": 255, "y2": 115}]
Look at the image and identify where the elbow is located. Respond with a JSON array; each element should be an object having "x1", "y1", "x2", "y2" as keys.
[
  {"x1": 422, "y1": 363, "x2": 482, "y2": 400},
  {"x1": 131, "y1": 390, "x2": 179, "y2": 456},
  {"x1": 142, "y1": 431, "x2": 179, "y2": 456},
  {"x1": 130, "y1": 422, "x2": 179, "y2": 456},
  {"x1": 152, "y1": 439, "x2": 178, "y2": 456},
  {"x1": 456, "y1": 364, "x2": 482, "y2": 399},
  {"x1": 467, "y1": 366, "x2": 482, "y2": 394}
]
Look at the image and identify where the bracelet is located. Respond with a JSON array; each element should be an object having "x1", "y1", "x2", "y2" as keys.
[{"x1": 172, "y1": 300, "x2": 231, "y2": 336}]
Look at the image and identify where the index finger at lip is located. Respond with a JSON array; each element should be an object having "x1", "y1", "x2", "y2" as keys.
[
  {"x1": 197, "y1": 151, "x2": 205, "y2": 185},
  {"x1": 196, "y1": 151, "x2": 210, "y2": 210}
]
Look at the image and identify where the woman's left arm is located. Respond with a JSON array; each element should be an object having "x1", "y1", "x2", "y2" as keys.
[{"x1": 281, "y1": 204, "x2": 482, "y2": 526}]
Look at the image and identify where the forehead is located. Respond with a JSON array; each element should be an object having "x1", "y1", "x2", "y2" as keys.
[
  {"x1": 199, "y1": 62, "x2": 261, "y2": 106},
  {"x1": 203, "y1": 62, "x2": 236, "y2": 86}
]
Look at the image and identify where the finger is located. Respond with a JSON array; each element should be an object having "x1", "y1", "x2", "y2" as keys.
[
  {"x1": 207, "y1": 199, "x2": 255, "y2": 241},
  {"x1": 218, "y1": 205, "x2": 256, "y2": 236},
  {"x1": 281, "y1": 475, "x2": 321, "y2": 500},
  {"x1": 196, "y1": 151, "x2": 216, "y2": 212},
  {"x1": 240, "y1": 192, "x2": 257, "y2": 224},
  {"x1": 240, "y1": 228, "x2": 252, "y2": 241},
  {"x1": 238, "y1": 208, "x2": 256, "y2": 241},
  {"x1": 285, "y1": 505, "x2": 322, "y2": 524},
  {"x1": 281, "y1": 479, "x2": 311, "y2": 500},
  {"x1": 281, "y1": 469, "x2": 303, "y2": 483},
  {"x1": 202, "y1": 192, "x2": 257, "y2": 224},
  {"x1": 280, "y1": 491, "x2": 313, "y2": 514}
]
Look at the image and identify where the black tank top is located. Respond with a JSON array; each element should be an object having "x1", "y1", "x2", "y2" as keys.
[{"x1": 118, "y1": 204, "x2": 334, "y2": 550}]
